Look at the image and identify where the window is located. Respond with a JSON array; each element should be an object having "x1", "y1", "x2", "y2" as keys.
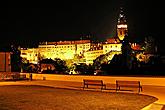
[
  {"x1": 22, "y1": 53, "x2": 27, "y2": 55},
  {"x1": 120, "y1": 31, "x2": 122, "y2": 35}
]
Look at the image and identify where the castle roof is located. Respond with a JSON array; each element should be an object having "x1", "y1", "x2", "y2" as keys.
[
  {"x1": 131, "y1": 43, "x2": 143, "y2": 51},
  {"x1": 39, "y1": 40, "x2": 91, "y2": 45},
  {"x1": 106, "y1": 38, "x2": 120, "y2": 44}
]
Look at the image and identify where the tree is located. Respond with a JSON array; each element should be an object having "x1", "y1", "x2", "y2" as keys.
[
  {"x1": 53, "y1": 58, "x2": 68, "y2": 73},
  {"x1": 65, "y1": 59, "x2": 74, "y2": 70},
  {"x1": 38, "y1": 52, "x2": 45, "y2": 62},
  {"x1": 75, "y1": 63, "x2": 93, "y2": 75},
  {"x1": 121, "y1": 34, "x2": 132, "y2": 70},
  {"x1": 73, "y1": 54, "x2": 80, "y2": 63},
  {"x1": 108, "y1": 54, "x2": 126, "y2": 74},
  {"x1": 39, "y1": 58, "x2": 68, "y2": 73},
  {"x1": 143, "y1": 36, "x2": 157, "y2": 54},
  {"x1": 93, "y1": 54, "x2": 108, "y2": 70},
  {"x1": 10, "y1": 45, "x2": 22, "y2": 72}
]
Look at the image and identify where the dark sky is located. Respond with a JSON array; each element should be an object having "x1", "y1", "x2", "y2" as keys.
[{"x1": 4, "y1": 1, "x2": 165, "y2": 52}]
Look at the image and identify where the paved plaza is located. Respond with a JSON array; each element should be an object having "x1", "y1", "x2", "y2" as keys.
[{"x1": 0, "y1": 79, "x2": 165, "y2": 110}]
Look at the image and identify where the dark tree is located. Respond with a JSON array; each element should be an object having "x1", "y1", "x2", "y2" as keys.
[
  {"x1": 108, "y1": 54, "x2": 128, "y2": 75},
  {"x1": 121, "y1": 34, "x2": 132, "y2": 70},
  {"x1": 10, "y1": 45, "x2": 22, "y2": 72},
  {"x1": 39, "y1": 58, "x2": 68, "y2": 73},
  {"x1": 93, "y1": 54, "x2": 108, "y2": 70},
  {"x1": 54, "y1": 58, "x2": 68, "y2": 73},
  {"x1": 143, "y1": 36, "x2": 157, "y2": 54}
]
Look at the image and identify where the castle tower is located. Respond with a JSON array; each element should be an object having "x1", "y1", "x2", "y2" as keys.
[{"x1": 117, "y1": 7, "x2": 128, "y2": 41}]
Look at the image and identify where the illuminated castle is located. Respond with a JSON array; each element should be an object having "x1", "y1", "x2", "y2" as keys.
[{"x1": 20, "y1": 7, "x2": 128, "y2": 65}]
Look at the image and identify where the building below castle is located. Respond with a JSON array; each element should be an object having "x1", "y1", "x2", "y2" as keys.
[{"x1": 0, "y1": 52, "x2": 12, "y2": 72}]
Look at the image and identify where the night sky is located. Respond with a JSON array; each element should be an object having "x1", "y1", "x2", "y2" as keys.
[{"x1": 4, "y1": 1, "x2": 165, "y2": 53}]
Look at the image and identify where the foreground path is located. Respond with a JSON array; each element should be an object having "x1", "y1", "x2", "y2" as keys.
[
  {"x1": 0, "y1": 80, "x2": 165, "y2": 110},
  {"x1": 140, "y1": 85, "x2": 165, "y2": 110}
]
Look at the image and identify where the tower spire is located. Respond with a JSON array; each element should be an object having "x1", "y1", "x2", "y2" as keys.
[
  {"x1": 118, "y1": 7, "x2": 126, "y2": 24},
  {"x1": 117, "y1": 7, "x2": 128, "y2": 41}
]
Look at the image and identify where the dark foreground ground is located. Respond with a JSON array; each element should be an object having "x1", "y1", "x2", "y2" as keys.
[{"x1": 0, "y1": 85, "x2": 157, "y2": 110}]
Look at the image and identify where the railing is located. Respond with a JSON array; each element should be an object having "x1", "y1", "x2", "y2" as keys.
[{"x1": 0, "y1": 72, "x2": 28, "y2": 80}]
